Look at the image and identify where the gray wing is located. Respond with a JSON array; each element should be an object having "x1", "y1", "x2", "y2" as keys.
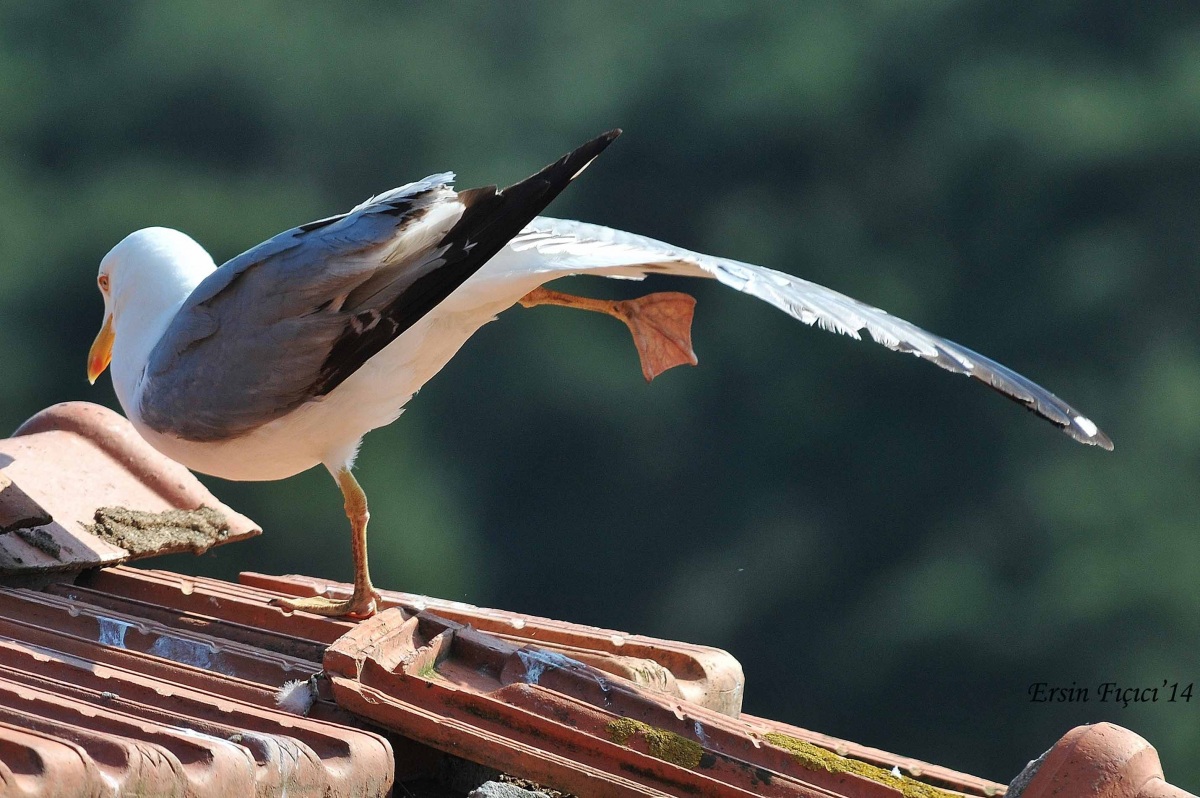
[
  {"x1": 140, "y1": 131, "x2": 621, "y2": 442},
  {"x1": 139, "y1": 174, "x2": 464, "y2": 441},
  {"x1": 507, "y1": 218, "x2": 1113, "y2": 450}
]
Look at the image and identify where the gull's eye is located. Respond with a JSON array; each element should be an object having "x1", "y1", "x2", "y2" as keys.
[{"x1": 98, "y1": 274, "x2": 110, "y2": 292}]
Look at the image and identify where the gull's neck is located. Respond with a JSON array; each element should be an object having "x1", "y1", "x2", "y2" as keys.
[{"x1": 106, "y1": 228, "x2": 216, "y2": 415}]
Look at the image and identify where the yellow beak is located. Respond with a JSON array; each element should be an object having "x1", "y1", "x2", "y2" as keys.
[{"x1": 87, "y1": 314, "x2": 114, "y2": 385}]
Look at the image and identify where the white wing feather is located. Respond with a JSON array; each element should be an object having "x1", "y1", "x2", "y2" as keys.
[{"x1": 486, "y1": 217, "x2": 1110, "y2": 449}]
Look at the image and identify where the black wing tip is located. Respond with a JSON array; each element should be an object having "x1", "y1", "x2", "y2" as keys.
[
  {"x1": 576, "y1": 128, "x2": 624, "y2": 153},
  {"x1": 506, "y1": 128, "x2": 623, "y2": 195},
  {"x1": 565, "y1": 127, "x2": 623, "y2": 168},
  {"x1": 599, "y1": 127, "x2": 624, "y2": 144},
  {"x1": 312, "y1": 132, "x2": 624, "y2": 398}
]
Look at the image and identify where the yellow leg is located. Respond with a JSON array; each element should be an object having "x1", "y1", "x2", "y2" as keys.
[
  {"x1": 271, "y1": 467, "x2": 380, "y2": 618},
  {"x1": 519, "y1": 286, "x2": 699, "y2": 382}
]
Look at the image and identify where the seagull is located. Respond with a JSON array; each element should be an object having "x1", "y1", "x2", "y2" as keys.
[{"x1": 86, "y1": 130, "x2": 1112, "y2": 618}]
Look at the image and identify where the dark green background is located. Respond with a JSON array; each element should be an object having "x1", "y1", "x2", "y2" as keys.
[{"x1": 2, "y1": 1, "x2": 1197, "y2": 787}]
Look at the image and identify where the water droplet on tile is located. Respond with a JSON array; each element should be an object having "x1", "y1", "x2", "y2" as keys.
[
  {"x1": 509, "y1": 618, "x2": 526, "y2": 630},
  {"x1": 610, "y1": 635, "x2": 625, "y2": 647}
]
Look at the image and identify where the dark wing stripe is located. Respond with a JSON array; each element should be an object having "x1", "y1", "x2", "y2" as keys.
[{"x1": 311, "y1": 129, "x2": 622, "y2": 397}]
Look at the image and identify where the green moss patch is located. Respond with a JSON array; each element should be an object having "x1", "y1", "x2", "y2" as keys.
[
  {"x1": 763, "y1": 732, "x2": 960, "y2": 798},
  {"x1": 86, "y1": 506, "x2": 230, "y2": 556},
  {"x1": 607, "y1": 718, "x2": 704, "y2": 770}
]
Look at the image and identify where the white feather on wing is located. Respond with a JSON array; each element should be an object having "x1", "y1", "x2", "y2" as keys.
[{"x1": 496, "y1": 217, "x2": 1111, "y2": 449}]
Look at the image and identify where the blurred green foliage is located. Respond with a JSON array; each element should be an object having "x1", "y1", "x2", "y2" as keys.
[{"x1": 1, "y1": 0, "x2": 1198, "y2": 786}]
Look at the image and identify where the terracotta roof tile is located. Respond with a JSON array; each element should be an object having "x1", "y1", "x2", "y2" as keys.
[
  {"x1": 243, "y1": 570, "x2": 747, "y2": 716},
  {"x1": 0, "y1": 719, "x2": 113, "y2": 797},
  {"x1": 0, "y1": 403, "x2": 258, "y2": 580},
  {"x1": 1, "y1": 563, "x2": 1195, "y2": 798},
  {"x1": 0, "y1": 473, "x2": 51, "y2": 535},
  {"x1": 0, "y1": 580, "x2": 392, "y2": 797},
  {"x1": 1014, "y1": 723, "x2": 1194, "y2": 798},
  {"x1": 319, "y1": 598, "x2": 1008, "y2": 798}
]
